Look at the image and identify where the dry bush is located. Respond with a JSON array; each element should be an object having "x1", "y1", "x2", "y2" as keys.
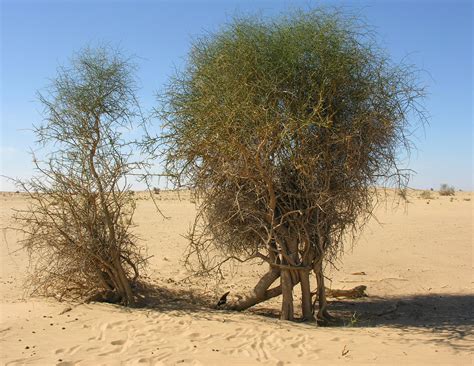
[
  {"x1": 439, "y1": 184, "x2": 455, "y2": 196},
  {"x1": 11, "y1": 47, "x2": 148, "y2": 306},
  {"x1": 420, "y1": 190, "x2": 433, "y2": 200},
  {"x1": 151, "y1": 9, "x2": 426, "y2": 321},
  {"x1": 397, "y1": 189, "x2": 408, "y2": 200}
]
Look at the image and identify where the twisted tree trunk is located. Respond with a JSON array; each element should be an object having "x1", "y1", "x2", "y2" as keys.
[{"x1": 226, "y1": 268, "x2": 280, "y2": 310}]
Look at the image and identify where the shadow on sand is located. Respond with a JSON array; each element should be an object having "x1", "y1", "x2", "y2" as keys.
[
  {"x1": 138, "y1": 282, "x2": 473, "y2": 326},
  {"x1": 250, "y1": 293, "x2": 473, "y2": 351},
  {"x1": 111, "y1": 280, "x2": 474, "y2": 352},
  {"x1": 327, "y1": 293, "x2": 473, "y2": 328},
  {"x1": 134, "y1": 283, "x2": 473, "y2": 350}
]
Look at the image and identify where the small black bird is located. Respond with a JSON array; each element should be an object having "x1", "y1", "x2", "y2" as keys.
[{"x1": 216, "y1": 291, "x2": 230, "y2": 307}]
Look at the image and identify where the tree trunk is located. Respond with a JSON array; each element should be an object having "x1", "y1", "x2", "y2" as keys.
[
  {"x1": 315, "y1": 263, "x2": 331, "y2": 321},
  {"x1": 89, "y1": 116, "x2": 135, "y2": 306},
  {"x1": 300, "y1": 269, "x2": 315, "y2": 322},
  {"x1": 112, "y1": 256, "x2": 135, "y2": 306},
  {"x1": 226, "y1": 268, "x2": 280, "y2": 310},
  {"x1": 280, "y1": 269, "x2": 294, "y2": 320},
  {"x1": 226, "y1": 275, "x2": 302, "y2": 312}
]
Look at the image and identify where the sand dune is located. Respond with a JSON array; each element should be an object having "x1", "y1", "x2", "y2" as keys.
[{"x1": 1, "y1": 190, "x2": 472, "y2": 365}]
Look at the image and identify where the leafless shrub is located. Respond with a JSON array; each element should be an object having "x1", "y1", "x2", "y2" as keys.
[
  {"x1": 10, "y1": 47, "x2": 148, "y2": 306},
  {"x1": 439, "y1": 184, "x2": 455, "y2": 196}
]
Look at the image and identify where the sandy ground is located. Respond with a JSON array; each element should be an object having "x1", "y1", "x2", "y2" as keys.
[{"x1": 0, "y1": 189, "x2": 472, "y2": 365}]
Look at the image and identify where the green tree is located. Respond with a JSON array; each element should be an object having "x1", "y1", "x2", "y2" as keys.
[
  {"x1": 12, "y1": 47, "x2": 147, "y2": 306},
  {"x1": 155, "y1": 9, "x2": 426, "y2": 321}
]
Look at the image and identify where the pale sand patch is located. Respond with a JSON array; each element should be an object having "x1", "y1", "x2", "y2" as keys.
[{"x1": 1, "y1": 190, "x2": 472, "y2": 365}]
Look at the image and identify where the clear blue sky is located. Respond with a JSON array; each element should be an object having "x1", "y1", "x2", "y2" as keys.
[{"x1": 1, "y1": 0, "x2": 472, "y2": 191}]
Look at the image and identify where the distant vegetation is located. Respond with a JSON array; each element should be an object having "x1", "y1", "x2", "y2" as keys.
[
  {"x1": 420, "y1": 190, "x2": 434, "y2": 200},
  {"x1": 439, "y1": 184, "x2": 455, "y2": 196}
]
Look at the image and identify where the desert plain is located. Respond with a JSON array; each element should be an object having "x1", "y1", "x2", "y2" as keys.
[{"x1": 0, "y1": 189, "x2": 472, "y2": 365}]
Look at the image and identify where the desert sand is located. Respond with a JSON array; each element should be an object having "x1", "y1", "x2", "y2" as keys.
[{"x1": 1, "y1": 189, "x2": 472, "y2": 365}]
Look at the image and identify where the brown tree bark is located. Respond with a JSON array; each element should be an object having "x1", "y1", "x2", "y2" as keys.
[
  {"x1": 112, "y1": 256, "x2": 135, "y2": 306},
  {"x1": 280, "y1": 269, "x2": 294, "y2": 320},
  {"x1": 299, "y1": 269, "x2": 315, "y2": 322},
  {"x1": 315, "y1": 263, "x2": 332, "y2": 321},
  {"x1": 226, "y1": 268, "x2": 280, "y2": 310}
]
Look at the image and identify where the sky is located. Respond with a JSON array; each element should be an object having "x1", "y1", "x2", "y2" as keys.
[{"x1": 1, "y1": 0, "x2": 472, "y2": 191}]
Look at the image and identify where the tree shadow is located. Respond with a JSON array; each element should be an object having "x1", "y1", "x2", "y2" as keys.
[
  {"x1": 138, "y1": 282, "x2": 473, "y2": 327},
  {"x1": 250, "y1": 293, "x2": 473, "y2": 351},
  {"x1": 327, "y1": 293, "x2": 473, "y2": 329},
  {"x1": 135, "y1": 281, "x2": 216, "y2": 312},
  {"x1": 132, "y1": 284, "x2": 473, "y2": 351},
  {"x1": 331, "y1": 293, "x2": 474, "y2": 351}
]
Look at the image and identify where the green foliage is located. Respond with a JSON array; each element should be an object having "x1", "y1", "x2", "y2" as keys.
[{"x1": 346, "y1": 311, "x2": 361, "y2": 327}]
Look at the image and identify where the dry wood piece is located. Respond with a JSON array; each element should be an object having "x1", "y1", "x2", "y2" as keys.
[
  {"x1": 59, "y1": 307, "x2": 72, "y2": 315},
  {"x1": 325, "y1": 285, "x2": 368, "y2": 299}
]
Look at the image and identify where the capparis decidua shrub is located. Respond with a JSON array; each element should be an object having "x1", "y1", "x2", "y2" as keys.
[
  {"x1": 12, "y1": 47, "x2": 148, "y2": 306},
  {"x1": 151, "y1": 9, "x2": 426, "y2": 321}
]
